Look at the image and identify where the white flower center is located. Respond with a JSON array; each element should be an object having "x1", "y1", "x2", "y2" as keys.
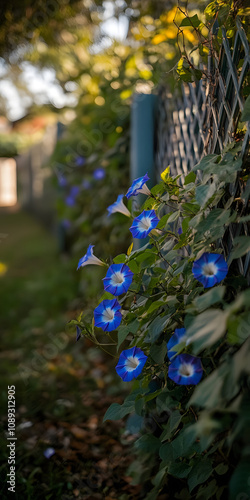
[
  {"x1": 179, "y1": 363, "x2": 194, "y2": 377},
  {"x1": 202, "y1": 263, "x2": 217, "y2": 276},
  {"x1": 102, "y1": 308, "x2": 115, "y2": 321},
  {"x1": 111, "y1": 271, "x2": 125, "y2": 286},
  {"x1": 126, "y1": 356, "x2": 140, "y2": 371},
  {"x1": 139, "y1": 217, "x2": 151, "y2": 231}
]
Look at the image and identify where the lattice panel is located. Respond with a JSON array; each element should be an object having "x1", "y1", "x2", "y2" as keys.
[{"x1": 155, "y1": 17, "x2": 250, "y2": 279}]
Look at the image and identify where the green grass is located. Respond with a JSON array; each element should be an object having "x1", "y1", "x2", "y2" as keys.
[{"x1": 0, "y1": 210, "x2": 78, "y2": 337}]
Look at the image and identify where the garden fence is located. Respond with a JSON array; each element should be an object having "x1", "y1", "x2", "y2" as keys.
[
  {"x1": 16, "y1": 123, "x2": 57, "y2": 226},
  {"x1": 155, "y1": 17, "x2": 250, "y2": 279}
]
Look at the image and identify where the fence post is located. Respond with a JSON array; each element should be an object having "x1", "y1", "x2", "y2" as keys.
[
  {"x1": 130, "y1": 93, "x2": 157, "y2": 187},
  {"x1": 130, "y1": 93, "x2": 158, "y2": 249}
]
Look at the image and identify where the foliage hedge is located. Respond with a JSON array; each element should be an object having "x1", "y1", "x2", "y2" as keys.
[
  {"x1": 70, "y1": 138, "x2": 250, "y2": 499},
  {"x1": 48, "y1": 1, "x2": 250, "y2": 498}
]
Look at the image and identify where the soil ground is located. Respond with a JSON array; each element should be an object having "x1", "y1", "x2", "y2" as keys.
[{"x1": 0, "y1": 209, "x2": 139, "y2": 500}]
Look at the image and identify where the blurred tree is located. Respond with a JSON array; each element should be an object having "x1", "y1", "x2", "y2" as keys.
[{"x1": 0, "y1": 0, "x2": 104, "y2": 57}]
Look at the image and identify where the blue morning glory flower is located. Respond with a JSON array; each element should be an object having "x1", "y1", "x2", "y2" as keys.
[
  {"x1": 115, "y1": 347, "x2": 148, "y2": 382},
  {"x1": 103, "y1": 263, "x2": 134, "y2": 296},
  {"x1": 177, "y1": 227, "x2": 183, "y2": 235},
  {"x1": 65, "y1": 195, "x2": 75, "y2": 207},
  {"x1": 192, "y1": 252, "x2": 228, "y2": 288},
  {"x1": 58, "y1": 174, "x2": 67, "y2": 187},
  {"x1": 82, "y1": 179, "x2": 91, "y2": 189},
  {"x1": 168, "y1": 354, "x2": 203, "y2": 385},
  {"x1": 77, "y1": 244, "x2": 105, "y2": 270},
  {"x1": 93, "y1": 167, "x2": 106, "y2": 180},
  {"x1": 107, "y1": 194, "x2": 131, "y2": 217},
  {"x1": 126, "y1": 173, "x2": 151, "y2": 199},
  {"x1": 75, "y1": 156, "x2": 86, "y2": 167},
  {"x1": 43, "y1": 447, "x2": 55, "y2": 459},
  {"x1": 167, "y1": 328, "x2": 186, "y2": 360},
  {"x1": 65, "y1": 185, "x2": 80, "y2": 206},
  {"x1": 62, "y1": 219, "x2": 71, "y2": 229},
  {"x1": 76, "y1": 326, "x2": 81, "y2": 342},
  {"x1": 70, "y1": 186, "x2": 80, "y2": 197},
  {"x1": 94, "y1": 299, "x2": 122, "y2": 332},
  {"x1": 129, "y1": 210, "x2": 160, "y2": 239}
]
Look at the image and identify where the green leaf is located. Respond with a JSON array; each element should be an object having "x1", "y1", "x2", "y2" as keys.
[
  {"x1": 188, "y1": 213, "x2": 203, "y2": 229},
  {"x1": 161, "y1": 410, "x2": 182, "y2": 441},
  {"x1": 134, "y1": 249, "x2": 157, "y2": 263},
  {"x1": 134, "y1": 397, "x2": 144, "y2": 416},
  {"x1": 140, "y1": 253, "x2": 158, "y2": 268},
  {"x1": 168, "y1": 211, "x2": 180, "y2": 223},
  {"x1": 145, "y1": 314, "x2": 171, "y2": 343},
  {"x1": 169, "y1": 410, "x2": 183, "y2": 432},
  {"x1": 193, "y1": 286, "x2": 226, "y2": 312},
  {"x1": 184, "y1": 171, "x2": 196, "y2": 185},
  {"x1": 242, "y1": 178, "x2": 250, "y2": 204},
  {"x1": 146, "y1": 299, "x2": 166, "y2": 315},
  {"x1": 228, "y1": 236, "x2": 250, "y2": 263},
  {"x1": 182, "y1": 202, "x2": 200, "y2": 214},
  {"x1": 193, "y1": 154, "x2": 219, "y2": 172},
  {"x1": 188, "y1": 363, "x2": 229, "y2": 409},
  {"x1": 227, "y1": 312, "x2": 250, "y2": 345},
  {"x1": 187, "y1": 459, "x2": 213, "y2": 493},
  {"x1": 135, "y1": 434, "x2": 161, "y2": 453},
  {"x1": 168, "y1": 462, "x2": 192, "y2": 479},
  {"x1": 177, "y1": 59, "x2": 193, "y2": 82},
  {"x1": 125, "y1": 413, "x2": 144, "y2": 434},
  {"x1": 128, "y1": 242, "x2": 150, "y2": 258},
  {"x1": 143, "y1": 389, "x2": 162, "y2": 403},
  {"x1": 186, "y1": 309, "x2": 228, "y2": 353},
  {"x1": 157, "y1": 213, "x2": 171, "y2": 229},
  {"x1": 113, "y1": 253, "x2": 126, "y2": 264},
  {"x1": 150, "y1": 182, "x2": 166, "y2": 196},
  {"x1": 152, "y1": 466, "x2": 167, "y2": 487},
  {"x1": 127, "y1": 260, "x2": 140, "y2": 273},
  {"x1": 103, "y1": 403, "x2": 125, "y2": 422},
  {"x1": 180, "y1": 14, "x2": 201, "y2": 27},
  {"x1": 150, "y1": 342, "x2": 167, "y2": 364},
  {"x1": 196, "y1": 480, "x2": 218, "y2": 499},
  {"x1": 229, "y1": 459, "x2": 250, "y2": 500},
  {"x1": 117, "y1": 319, "x2": 140, "y2": 349},
  {"x1": 194, "y1": 208, "x2": 231, "y2": 235},
  {"x1": 117, "y1": 325, "x2": 130, "y2": 351},
  {"x1": 98, "y1": 291, "x2": 114, "y2": 302},
  {"x1": 215, "y1": 463, "x2": 229, "y2": 475},
  {"x1": 171, "y1": 427, "x2": 199, "y2": 459},
  {"x1": 195, "y1": 182, "x2": 217, "y2": 208},
  {"x1": 205, "y1": 1, "x2": 218, "y2": 18},
  {"x1": 216, "y1": 157, "x2": 242, "y2": 183},
  {"x1": 226, "y1": 289, "x2": 250, "y2": 314},
  {"x1": 191, "y1": 68, "x2": 203, "y2": 81},
  {"x1": 156, "y1": 391, "x2": 176, "y2": 415},
  {"x1": 226, "y1": 337, "x2": 250, "y2": 389},
  {"x1": 103, "y1": 392, "x2": 139, "y2": 421},
  {"x1": 238, "y1": 214, "x2": 250, "y2": 223},
  {"x1": 159, "y1": 442, "x2": 174, "y2": 462},
  {"x1": 182, "y1": 217, "x2": 191, "y2": 232},
  {"x1": 241, "y1": 95, "x2": 250, "y2": 122}
]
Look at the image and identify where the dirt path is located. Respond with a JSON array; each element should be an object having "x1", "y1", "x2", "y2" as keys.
[{"x1": 0, "y1": 210, "x2": 139, "y2": 500}]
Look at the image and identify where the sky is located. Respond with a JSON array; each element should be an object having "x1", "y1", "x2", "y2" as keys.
[{"x1": 0, "y1": 1, "x2": 129, "y2": 121}]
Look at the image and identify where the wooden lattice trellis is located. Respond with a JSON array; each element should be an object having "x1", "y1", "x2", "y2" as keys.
[{"x1": 155, "y1": 17, "x2": 250, "y2": 279}]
